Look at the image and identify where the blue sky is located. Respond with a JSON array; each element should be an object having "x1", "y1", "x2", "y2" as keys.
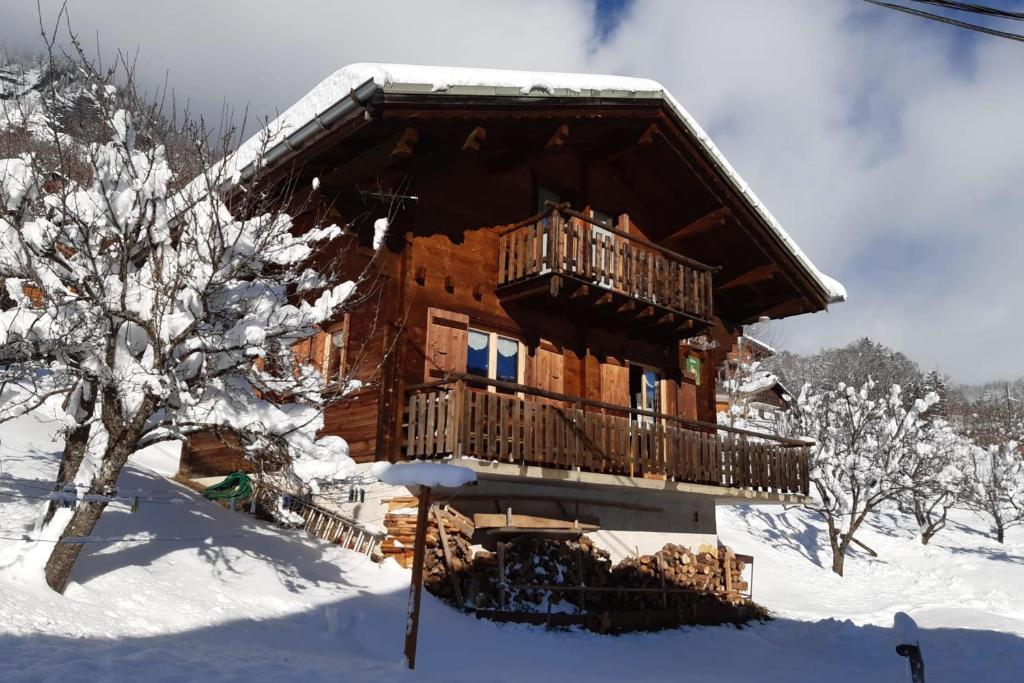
[{"x1": 2, "y1": 0, "x2": 1023, "y2": 383}]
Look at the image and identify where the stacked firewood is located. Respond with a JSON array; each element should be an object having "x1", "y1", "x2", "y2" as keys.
[
  {"x1": 381, "y1": 499, "x2": 753, "y2": 617},
  {"x1": 469, "y1": 535, "x2": 613, "y2": 612},
  {"x1": 378, "y1": 496, "x2": 420, "y2": 567},
  {"x1": 604, "y1": 544, "x2": 749, "y2": 610}
]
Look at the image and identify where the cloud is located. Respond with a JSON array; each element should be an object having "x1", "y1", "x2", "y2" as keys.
[
  {"x1": 593, "y1": 0, "x2": 1024, "y2": 383},
  {"x1": 3, "y1": 0, "x2": 1022, "y2": 383}
]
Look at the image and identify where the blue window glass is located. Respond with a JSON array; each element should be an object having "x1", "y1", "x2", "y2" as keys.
[
  {"x1": 496, "y1": 336, "x2": 519, "y2": 384},
  {"x1": 467, "y1": 329, "x2": 490, "y2": 377}
]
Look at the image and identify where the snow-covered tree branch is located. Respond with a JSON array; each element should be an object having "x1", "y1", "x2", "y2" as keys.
[
  {"x1": 781, "y1": 380, "x2": 938, "y2": 575},
  {"x1": 1, "y1": 47, "x2": 388, "y2": 592}
]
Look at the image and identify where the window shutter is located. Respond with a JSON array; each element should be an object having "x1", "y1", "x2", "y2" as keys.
[
  {"x1": 600, "y1": 363, "x2": 630, "y2": 407},
  {"x1": 532, "y1": 345, "x2": 564, "y2": 395},
  {"x1": 424, "y1": 307, "x2": 469, "y2": 381},
  {"x1": 678, "y1": 380, "x2": 698, "y2": 420}
]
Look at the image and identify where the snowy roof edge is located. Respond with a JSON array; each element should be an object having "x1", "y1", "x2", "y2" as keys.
[{"x1": 227, "y1": 63, "x2": 846, "y2": 305}]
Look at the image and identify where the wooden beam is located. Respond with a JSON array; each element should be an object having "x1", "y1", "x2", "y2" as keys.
[
  {"x1": 716, "y1": 263, "x2": 779, "y2": 291},
  {"x1": 391, "y1": 127, "x2": 419, "y2": 158},
  {"x1": 320, "y1": 129, "x2": 414, "y2": 189},
  {"x1": 461, "y1": 125, "x2": 487, "y2": 152},
  {"x1": 637, "y1": 122, "x2": 663, "y2": 145},
  {"x1": 473, "y1": 512, "x2": 599, "y2": 530},
  {"x1": 568, "y1": 284, "x2": 591, "y2": 300},
  {"x1": 664, "y1": 207, "x2": 731, "y2": 243},
  {"x1": 747, "y1": 297, "x2": 807, "y2": 321},
  {"x1": 546, "y1": 124, "x2": 570, "y2": 149}
]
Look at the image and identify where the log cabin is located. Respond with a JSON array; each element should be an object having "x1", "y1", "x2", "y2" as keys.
[
  {"x1": 716, "y1": 335, "x2": 795, "y2": 417},
  {"x1": 180, "y1": 64, "x2": 845, "y2": 561}
]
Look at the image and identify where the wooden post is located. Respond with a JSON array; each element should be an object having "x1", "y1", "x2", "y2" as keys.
[
  {"x1": 433, "y1": 505, "x2": 465, "y2": 609},
  {"x1": 403, "y1": 486, "x2": 431, "y2": 670},
  {"x1": 896, "y1": 644, "x2": 925, "y2": 683}
]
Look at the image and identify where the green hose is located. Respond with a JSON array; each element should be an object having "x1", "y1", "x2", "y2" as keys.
[{"x1": 202, "y1": 472, "x2": 253, "y2": 501}]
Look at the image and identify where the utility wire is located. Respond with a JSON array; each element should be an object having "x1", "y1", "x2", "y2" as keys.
[
  {"x1": 861, "y1": 0, "x2": 1024, "y2": 42},
  {"x1": 908, "y1": 0, "x2": 1024, "y2": 21},
  {"x1": 0, "y1": 532, "x2": 273, "y2": 544}
]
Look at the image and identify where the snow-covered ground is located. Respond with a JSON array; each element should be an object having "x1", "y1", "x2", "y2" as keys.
[{"x1": 2, "y1": 408, "x2": 1023, "y2": 682}]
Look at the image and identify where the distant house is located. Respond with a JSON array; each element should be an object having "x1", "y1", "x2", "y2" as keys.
[
  {"x1": 716, "y1": 335, "x2": 795, "y2": 426},
  {"x1": 180, "y1": 64, "x2": 844, "y2": 560}
]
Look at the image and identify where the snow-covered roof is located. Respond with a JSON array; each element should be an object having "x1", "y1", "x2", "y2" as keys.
[{"x1": 229, "y1": 63, "x2": 846, "y2": 305}]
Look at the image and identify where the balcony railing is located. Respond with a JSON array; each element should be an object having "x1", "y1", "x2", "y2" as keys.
[
  {"x1": 496, "y1": 205, "x2": 715, "y2": 322},
  {"x1": 401, "y1": 375, "x2": 810, "y2": 497}
]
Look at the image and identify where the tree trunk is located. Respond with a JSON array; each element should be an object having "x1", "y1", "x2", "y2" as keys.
[
  {"x1": 44, "y1": 498, "x2": 110, "y2": 593},
  {"x1": 43, "y1": 435, "x2": 135, "y2": 594},
  {"x1": 827, "y1": 521, "x2": 846, "y2": 576},
  {"x1": 831, "y1": 550, "x2": 845, "y2": 576},
  {"x1": 996, "y1": 524, "x2": 1005, "y2": 544},
  {"x1": 43, "y1": 384, "x2": 96, "y2": 526}
]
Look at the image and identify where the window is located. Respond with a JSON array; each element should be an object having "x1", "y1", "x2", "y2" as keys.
[
  {"x1": 629, "y1": 364, "x2": 661, "y2": 423},
  {"x1": 467, "y1": 329, "x2": 490, "y2": 377},
  {"x1": 466, "y1": 328, "x2": 523, "y2": 390},
  {"x1": 293, "y1": 314, "x2": 349, "y2": 389}
]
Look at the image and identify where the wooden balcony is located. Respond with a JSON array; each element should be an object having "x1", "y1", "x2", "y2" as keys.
[
  {"x1": 402, "y1": 376, "x2": 811, "y2": 497},
  {"x1": 496, "y1": 206, "x2": 716, "y2": 339}
]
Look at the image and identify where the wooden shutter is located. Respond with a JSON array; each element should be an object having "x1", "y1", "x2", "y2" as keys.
[
  {"x1": 600, "y1": 363, "x2": 630, "y2": 407},
  {"x1": 533, "y1": 345, "x2": 564, "y2": 395},
  {"x1": 424, "y1": 307, "x2": 469, "y2": 381},
  {"x1": 678, "y1": 380, "x2": 698, "y2": 420}
]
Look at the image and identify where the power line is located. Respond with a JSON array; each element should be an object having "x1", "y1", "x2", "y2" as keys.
[
  {"x1": 908, "y1": 0, "x2": 1024, "y2": 21},
  {"x1": 861, "y1": 0, "x2": 1024, "y2": 42},
  {"x1": 0, "y1": 532, "x2": 272, "y2": 544}
]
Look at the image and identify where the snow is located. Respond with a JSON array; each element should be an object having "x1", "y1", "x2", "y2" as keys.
[
  {"x1": 3, "y1": 410, "x2": 1024, "y2": 681},
  {"x1": 369, "y1": 461, "x2": 477, "y2": 488},
  {"x1": 893, "y1": 612, "x2": 921, "y2": 647},
  {"x1": 222, "y1": 63, "x2": 845, "y2": 304},
  {"x1": 373, "y1": 217, "x2": 389, "y2": 251}
]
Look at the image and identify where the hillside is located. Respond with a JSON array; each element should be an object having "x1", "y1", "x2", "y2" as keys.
[{"x1": 1, "y1": 404, "x2": 1022, "y2": 682}]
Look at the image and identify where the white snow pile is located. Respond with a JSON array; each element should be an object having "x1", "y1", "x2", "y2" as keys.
[
  {"x1": 2, "y1": 410, "x2": 1023, "y2": 682},
  {"x1": 370, "y1": 461, "x2": 477, "y2": 488}
]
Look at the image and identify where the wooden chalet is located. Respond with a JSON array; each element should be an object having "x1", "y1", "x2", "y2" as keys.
[{"x1": 180, "y1": 64, "x2": 845, "y2": 559}]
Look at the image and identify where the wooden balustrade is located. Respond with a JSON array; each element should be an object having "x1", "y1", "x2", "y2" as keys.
[
  {"x1": 403, "y1": 378, "x2": 810, "y2": 497},
  {"x1": 497, "y1": 208, "x2": 715, "y2": 321}
]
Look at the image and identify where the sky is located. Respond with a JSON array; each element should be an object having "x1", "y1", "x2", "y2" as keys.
[{"x1": 1, "y1": 0, "x2": 1023, "y2": 384}]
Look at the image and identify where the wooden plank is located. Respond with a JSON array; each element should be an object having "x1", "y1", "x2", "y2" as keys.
[
  {"x1": 433, "y1": 506, "x2": 465, "y2": 609},
  {"x1": 472, "y1": 513, "x2": 599, "y2": 530}
]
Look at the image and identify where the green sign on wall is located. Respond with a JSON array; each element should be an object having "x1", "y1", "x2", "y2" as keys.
[{"x1": 685, "y1": 355, "x2": 701, "y2": 385}]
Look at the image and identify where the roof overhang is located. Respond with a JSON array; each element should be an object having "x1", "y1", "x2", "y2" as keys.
[{"x1": 216, "y1": 64, "x2": 846, "y2": 313}]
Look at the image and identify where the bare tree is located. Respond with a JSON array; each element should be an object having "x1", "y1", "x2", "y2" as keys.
[
  {"x1": 781, "y1": 380, "x2": 937, "y2": 575},
  {"x1": 897, "y1": 420, "x2": 971, "y2": 545},
  {"x1": 0, "y1": 29, "x2": 389, "y2": 592}
]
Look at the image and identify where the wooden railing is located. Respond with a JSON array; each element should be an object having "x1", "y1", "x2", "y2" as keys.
[
  {"x1": 497, "y1": 206, "x2": 715, "y2": 321},
  {"x1": 402, "y1": 376, "x2": 810, "y2": 496},
  {"x1": 253, "y1": 482, "x2": 385, "y2": 557}
]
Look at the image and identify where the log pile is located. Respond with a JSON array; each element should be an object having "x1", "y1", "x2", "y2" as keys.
[
  {"x1": 381, "y1": 498, "x2": 758, "y2": 626},
  {"x1": 470, "y1": 535, "x2": 612, "y2": 612},
  {"x1": 605, "y1": 544, "x2": 749, "y2": 610},
  {"x1": 378, "y1": 496, "x2": 421, "y2": 568}
]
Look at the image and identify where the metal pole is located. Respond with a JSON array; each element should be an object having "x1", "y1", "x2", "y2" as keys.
[{"x1": 404, "y1": 486, "x2": 431, "y2": 670}]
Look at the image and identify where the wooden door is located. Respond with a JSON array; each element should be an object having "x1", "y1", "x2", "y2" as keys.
[{"x1": 423, "y1": 308, "x2": 469, "y2": 381}]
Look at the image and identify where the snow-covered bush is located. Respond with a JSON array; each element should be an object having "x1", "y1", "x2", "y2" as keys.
[
  {"x1": 781, "y1": 379, "x2": 937, "y2": 575},
  {"x1": 0, "y1": 54, "x2": 381, "y2": 592}
]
